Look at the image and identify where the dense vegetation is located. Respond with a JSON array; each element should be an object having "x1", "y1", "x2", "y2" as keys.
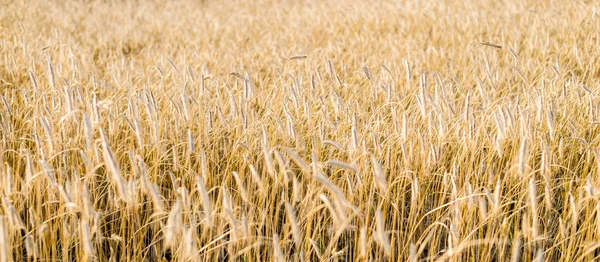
[{"x1": 1, "y1": 0, "x2": 600, "y2": 261}]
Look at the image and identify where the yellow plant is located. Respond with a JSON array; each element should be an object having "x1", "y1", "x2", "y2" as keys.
[{"x1": 1, "y1": 0, "x2": 600, "y2": 261}]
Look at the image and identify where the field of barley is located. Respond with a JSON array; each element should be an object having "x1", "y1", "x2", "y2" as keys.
[{"x1": 1, "y1": 0, "x2": 600, "y2": 261}]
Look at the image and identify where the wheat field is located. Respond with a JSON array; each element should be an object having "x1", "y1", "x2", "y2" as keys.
[{"x1": 1, "y1": 0, "x2": 600, "y2": 261}]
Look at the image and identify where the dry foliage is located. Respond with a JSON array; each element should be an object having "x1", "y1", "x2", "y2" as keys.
[{"x1": 1, "y1": 0, "x2": 600, "y2": 261}]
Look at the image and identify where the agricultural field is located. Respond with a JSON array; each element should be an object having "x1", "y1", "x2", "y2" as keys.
[{"x1": 1, "y1": 0, "x2": 600, "y2": 261}]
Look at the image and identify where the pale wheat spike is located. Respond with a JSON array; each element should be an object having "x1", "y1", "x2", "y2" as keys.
[
  {"x1": 283, "y1": 147, "x2": 311, "y2": 175},
  {"x1": 1, "y1": 195, "x2": 25, "y2": 231},
  {"x1": 0, "y1": 96, "x2": 12, "y2": 117},
  {"x1": 249, "y1": 165, "x2": 264, "y2": 192},
  {"x1": 227, "y1": 88, "x2": 238, "y2": 118},
  {"x1": 273, "y1": 150, "x2": 288, "y2": 181},
  {"x1": 81, "y1": 184, "x2": 95, "y2": 221},
  {"x1": 273, "y1": 233, "x2": 286, "y2": 262},
  {"x1": 409, "y1": 242, "x2": 417, "y2": 262},
  {"x1": 244, "y1": 73, "x2": 254, "y2": 99},
  {"x1": 164, "y1": 200, "x2": 182, "y2": 250},
  {"x1": 381, "y1": 64, "x2": 394, "y2": 86},
  {"x1": 547, "y1": 110, "x2": 555, "y2": 140},
  {"x1": 221, "y1": 187, "x2": 238, "y2": 241},
  {"x1": 363, "y1": 66, "x2": 372, "y2": 80},
  {"x1": 99, "y1": 128, "x2": 129, "y2": 204},
  {"x1": 142, "y1": 174, "x2": 164, "y2": 213},
  {"x1": 81, "y1": 220, "x2": 94, "y2": 259},
  {"x1": 92, "y1": 94, "x2": 100, "y2": 124},
  {"x1": 187, "y1": 65, "x2": 196, "y2": 82},
  {"x1": 358, "y1": 226, "x2": 368, "y2": 259},
  {"x1": 569, "y1": 193, "x2": 578, "y2": 236},
  {"x1": 418, "y1": 74, "x2": 427, "y2": 118},
  {"x1": 0, "y1": 216, "x2": 9, "y2": 262},
  {"x1": 402, "y1": 112, "x2": 408, "y2": 141},
  {"x1": 292, "y1": 176, "x2": 303, "y2": 207},
  {"x1": 40, "y1": 159, "x2": 57, "y2": 186},
  {"x1": 285, "y1": 201, "x2": 302, "y2": 247},
  {"x1": 177, "y1": 186, "x2": 190, "y2": 211},
  {"x1": 314, "y1": 173, "x2": 349, "y2": 215},
  {"x1": 510, "y1": 231, "x2": 522, "y2": 262},
  {"x1": 319, "y1": 193, "x2": 343, "y2": 230},
  {"x1": 446, "y1": 230, "x2": 454, "y2": 258},
  {"x1": 404, "y1": 60, "x2": 412, "y2": 85},
  {"x1": 370, "y1": 154, "x2": 388, "y2": 193},
  {"x1": 596, "y1": 202, "x2": 600, "y2": 237},
  {"x1": 586, "y1": 174, "x2": 597, "y2": 197},
  {"x1": 322, "y1": 140, "x2": 343, "y2": 150},
  {"x1": 24, "y1": 234, "x2": 37, "y2": 260},
  {"x1": 494, "y1": 179, "x2": 502, "y2": 213},
  {"x1": 57, "y1": 185, "x2": 74, "y2": 207},
  {"x1": 172, "y1": 145, "x2": 179, "y2": 171},
  {"x1": 288, "y1": 54, "x2": 307, "y2": 60},
  {"x1": 534, "y1": 247, "x2": 544, "y2": 262},
  {"x1": 83, "y1": 113, "x2": 93, "y2": 151},
  {"x1": 127, "y1": 179, "x2": 137, "y2": 206},
  {"x1": 230, "y1": 71, "x2": 244, "y2": 80},
  {"x1": 411, "y1": 176, "x2": 420, "y2": 206},
  {"x1": 495, "y1": 136, "x2": 504, "y2": 158},
  {"x1": 518, "y1": 137, "x2": 529, "y2": 175},
  {"x1": 63, "y1": 85, "x2": 73, "y2": 113},
  {"x1": 310, "y1": 152, "x2": 321, "y2": 174},
  {"x1": 24, "y1": 151, "x2": 34, "y2": 192},
  {"x1": 594, "y1": 148, "x2": 600, "y2": 175},
  {"x1": 232, "y1": 171, "x2": 249, "y2": 203},
  {"x1": 245, "y1": 163, "x2": 265, "y2": 187},
  {"x1": 196, "y1": 175, "x2": 212, "y2": 225},
  {"x1": 464, "y1": 92, "x2": 471, "y2": 124},
  {"x1": 558, "y1": 218, "x2": 567, "y2": 239},
  {"x1": 351, "y1": 122, "x2": 359, "y2": 151},
  {"x1": 47, "y1": 60, "x2": 56, "y2": 89},
  {"x1": 199, "y1": 150, "x2": 209, "y2": 181},
  {"x1": 39, "y1": 117, "x2": 54, "y2": 154},
  {"x1": 28, "y1": 69, "x2": 41, "y2": 94},
  {"x1": 478, "y1": 195, "x2": 488, "y2": 221},
  {"x1": 375, "y1": 210, "x2": 392, "y2": 257},
  {"x1": 2, "y1": 164, "x2": 12, "y2": 197},
  {"x1": 327, "y1": 59, "x2": 335, "y2": 79},
  {"x1": 187, "y1": 129, "x2": 194, "y2": 154},
  {"x1": 529, "y1": 177, "x2": 539, "y2": 240},
  {"x1": 182, "y1": 226, "x2": 198, "y2": 261},
  {"x1": 327, "y1": 160, "x2": 358, "y2": 173},
  {"x1": 262, "y1": 126, "x2": 276, "y2": 176},
  {"x1": 167, "y1": 57, "x2": 180, "y2": 75}
]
